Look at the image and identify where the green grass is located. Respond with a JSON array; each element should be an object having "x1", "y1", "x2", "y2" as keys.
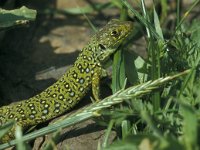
[
  {"x1": 0, "y1": 0, "x2": 200, "y2": 150},
  {"x1": 105, "y1": 0, "x2": 200, "y2": 150}
]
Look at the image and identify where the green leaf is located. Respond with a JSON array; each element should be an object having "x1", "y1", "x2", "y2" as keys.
[
  {"x1": 0, "y1": 6, "x2": 36, "y2": 28},
  {"x1": 153, "y1": 7, "x2": 164, "y2": 40},
  {"x1": 134, "y1": 56, "x2": 147, "y2": 83},
  {"x1": 180, "y1": 103, "x2": 198, "y2": 150},
  {"x1": 15, "y1": 126, "x2": 28, "y2": 150},
  {"x1": 112, "y1": 50, "x2": 126, "y2": 93},
  {"x1": 189, "y1": 19, "x2": 200, "y2": 47},
  {"x1": 121, "y1": 120, "x2": 131, "y2": 139},
  {"x1": 102, "y1": 119, "x2": 114, "y2": 148},
  {"x1": 124, "y1": 51, "x2": 139, "y2": 85}
]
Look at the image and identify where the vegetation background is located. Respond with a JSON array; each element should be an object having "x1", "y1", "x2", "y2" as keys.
[{"x1": 0, "y1": 0, "x2": 200, "y2": 150}]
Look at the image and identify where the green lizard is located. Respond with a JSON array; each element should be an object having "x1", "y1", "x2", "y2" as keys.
[{"x1": 0, "y1": 19, "x2": 133, "y2": 143}]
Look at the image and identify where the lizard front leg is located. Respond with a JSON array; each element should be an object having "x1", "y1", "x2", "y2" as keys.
[{"x1": 92, "y1": 67, "x2": 107, "y2": 102}]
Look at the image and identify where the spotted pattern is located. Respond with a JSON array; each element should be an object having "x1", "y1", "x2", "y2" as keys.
[{"x1": 0, "y1": 19, "x2": 133, "y2": 143}]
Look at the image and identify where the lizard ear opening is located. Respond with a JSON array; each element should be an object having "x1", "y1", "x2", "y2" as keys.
[{"x1": 99, "y1": 44, "x2": 106, "y2": 50}]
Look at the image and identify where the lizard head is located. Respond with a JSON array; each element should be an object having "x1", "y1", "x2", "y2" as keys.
[{"x1": 92, "y1": 19, "x2": 133, "y2": 63}]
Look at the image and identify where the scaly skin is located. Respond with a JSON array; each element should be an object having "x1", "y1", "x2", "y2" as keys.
[{"x1": 0, "y1": 19, "x2": 133, "y2": 143}]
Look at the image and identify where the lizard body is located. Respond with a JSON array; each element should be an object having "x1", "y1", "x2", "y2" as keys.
[{"x1": 0, "y1": 19, "x2": 133, "y2": 143}]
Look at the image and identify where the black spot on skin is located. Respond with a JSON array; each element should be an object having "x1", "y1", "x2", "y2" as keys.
[
  {"x1": 63, "y1": 104, "x2": 68, "y2": 108},
  {"x1": 35, "y1": 94, "x2": 41, "y2": 99},
  {"x1": 55, "y1": 102, "x2": 60, "y2": 108},
  {"x1": 17, "y1": 108, "x2": 22, "y2": 112},
  {"x1": 60, "y1": 77, "x2": 64, "y2": 82},
  {"x1": 87, "y1": 56, "x2": 92, "y2": 61},
  {"x1": 79, "y1": 86, "x2": 84, "y2": 92},
  {"x1": 78, "y1": 64, "x2": 82, "y2": 69},
  {"x1": 81, "y1": 69, "x2": 84, "y2": 73},
  {"x1": 57, "y1": 87, "x2": 62, "y2": 93},
  {"x1": 64, "y1": 83, "x2": 69, "y2": 89},
  {"x1": 84, "y1": 62, "x2": 88, "y2": 67},
  {"x1": 40, "y1": 100, "x2": 46, "y2": 104},
  {"x1": 79, "y1": 78, "x2": 84, "y2": 84},
  {"x1": 58, "y1": 94, "x2": 64, "y2": 100},
  {"x1": 69, "y1": 91, "x2": 75, "y2": 97},
  {"x1": 54, "y1": 84, "x2": 59, "y2": 88},
  {"x1": 99, "y1": 44, "x2": 106, "y2": 50},
  {"x1": 19, "y1": 110, "x2": 24, "y2": 114},
  {"x1": 52, "y1": 93, "x2": 57, "y2": 98},
  {"x1": 68, "y1": 99, "x2": 73, "y2": 104},
  {"x1": 43, "y1": 109, "x2": 48, "y2": 114},
  {"x1": 73, "y1": 71, "x2": 78, "y2": 78},
  {"x1": 30, "y1": 106, "x2": 35, "y2": 110},
  {"x1": 54, "y1": 109, "x2": 60, "y2": 113},
  {"x1": 17, "y1": 104, "x2": 22, "y2": 107},
  {"x1": 9, "y1": 114, "x2": 14, "y2": 119},
  {"x1": 85, "y1": 68, "x2": 90, "y2": 73},
  {"x1": 86, "y1": 76, "x2": 91, "y2": 81},
  {"x1": 44, "y1": 104, "x2": 49, "y2": 108},
  {"x1": 28, "y1": 103, "x2": 34, "y2": 107}
]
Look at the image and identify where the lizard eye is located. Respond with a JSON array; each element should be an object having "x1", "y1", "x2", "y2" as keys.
[
  {"x1": 99, "y1": 44, "x2": 106, "y2": 50},
  {"x1": 111, "y1": 30, "x2": 119, "y2": 37}
]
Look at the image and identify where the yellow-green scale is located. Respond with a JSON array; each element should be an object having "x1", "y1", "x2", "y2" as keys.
[{"x1": 0, "y1": 19, "x2": 133, "y2": 143}]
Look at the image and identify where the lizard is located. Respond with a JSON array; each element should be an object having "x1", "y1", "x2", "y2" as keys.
[{"x1": 0, "y1": 19, "x2": 133, "y2": 143}]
